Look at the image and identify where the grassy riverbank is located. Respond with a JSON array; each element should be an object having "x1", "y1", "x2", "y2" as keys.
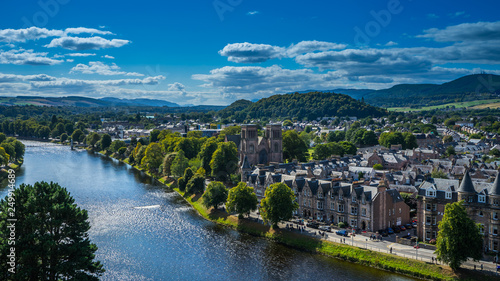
[
  {"x1": 99, "y1": 151, "x2": 491, "y2": 281},
  {"x1": 0, "y1": 159, "x2": 23, "y2": 180}
]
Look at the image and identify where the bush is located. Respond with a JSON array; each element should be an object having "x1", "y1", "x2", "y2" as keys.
[
  {"x1": 185, "y1": 174, "x2": 205, "y2": 195},
  {"x1": 338, "y1": 222, "x2": 347, "y2": 228},
  {"x1": 178, "y1": 177, "x2": 186, "y2": 192},
  {"x1": 117, "y1": 147, "x2": 126, "y2": 155}
]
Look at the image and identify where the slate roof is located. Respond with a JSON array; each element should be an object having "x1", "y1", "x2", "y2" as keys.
[
  {"x1": 490, "y1": 173, "x2": 500, "y2": 196},
  {"x1": 458, "y1": 171, "x2": 476, "y2": 193}
]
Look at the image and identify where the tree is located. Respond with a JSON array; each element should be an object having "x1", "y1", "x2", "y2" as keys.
[
  {"x1": 171, "y1": 150, "x2": 189, "y2": 178},
  {"x1": 361, "y1": 130, "x2": 378, "y2": 146},
  {"x1": 403, "y1": 132, "x2": 418, "y2": 149},
  {"x1": 490, "y1": 148, "x2": 500, "y2": 157},
  {"x1": 198, "y1": 137, "x2": 218, "y2": 175},
  {"x1": 149, "y1": 129, "x2": 161, "y2": 143},
  {"x1": 373, "y1": 163, "x2": 383, "y2": 170},
  {"x1": 0, "y1": 147, "x2": 9, "y2": 165},
  {"x1": 445, "y1": 146, "x2": 456, "y2": 157},
  {"x1": 0, "y1": 182, "x2": 104, "y2": 280},
  {"x1": 442, "y1": 135, "x2": 453, "y2": 144},
  {"x1": 312, "y1": 143, "x2": 331, "y2": 160},
  {"x1": 60, "y1": 133, "x2": 68, "y2": 142},
  {"x1": 202, "y1": 181, "x2": 228, "y2": 210},
  {"x1": 260, "y1": 182, "x2": 298, "y2": 228},
  {"x1": 339, "y1": 141, "x2": 357, "y2": 155},
  {"x1": 430, "y1": 116, "x2": 438, "y2": 124},
  {"x1": 210, "y1": 141, "x2": 239, "y2": 181},
  {"x1": 100, "y1": 134, "x2": 112, "y2": 150},
  {"x1": 226, "y1": 182, "x2": 258, "y2": 218},
  {"x1": 71, "y1": 129, "x2": 84, "y2": 142},
  {"x1": 141, "y1": 143, "x2": 163, "y2": 173},
  {"x1": 431, "y1": 169, "x2": 449, "y2": 179},
  {"x1": 178, "y1": 167, "x2": 194, "y2": 192},
  {"x1": 435, "y1": 201, "x2": 482, "y2": 270},
  {"x1": 109, "y1": 140, "x2": 126, "y2": 153},
  {"x1": 86, "y1": 132, "x2": 100, "y2": 148},
  {"x1": 0, "y1": 133, "x2": 5, "y2": 143},
  {"x1": 162, "y1": 152, "x2": 177, "y2": 177},
  {"x1": 0, "y1": 143, "x2": 15, "y2": 160},
  {"x1": 282, "y1": 130, "x2": 309, "y2": 162},
  {"x1": 185, "y1": 173, "x2": 205, "y2": 195}
]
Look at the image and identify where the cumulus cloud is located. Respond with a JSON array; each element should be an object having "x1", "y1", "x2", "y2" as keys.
[
  {"x1": 168, "y1": 82, "x2": 186, "y2": 92},
  {"x1": 70, "y1": 61, "x2": 144, "y2": 76},
  {"x1": 286, "y1": 40, "x2": 346, "y2": 57},
  {"x1": 103, "y1": 55, "x2": 115, "y2": 59},
  {"x1": 247, "y1": 11, "x2": 259, "y2": 15},
  {"x1": 218, "y1": 43, "x2": 285, "y2": 63},
  {"x1": 0, "y1": 27, "x2": 113, "y2": 43},
  {"x1": 31, "y1": 75, "x2": 165, "y2": 88},
  {"x1": 68, "y1": 53, "x2": 96, "y2": 57},
  {"x1": 0, "y1": 49, "x2": 63, "y2": 65},
  {"x1": 0, "y1": 73, "x2": 57, "y2": 83},
  {"x1": 418, "y1": 21, "x2": 500, "y2": 42},
  {"x1": 45, "y1": 36, "x2": 130, "y2": 50}
]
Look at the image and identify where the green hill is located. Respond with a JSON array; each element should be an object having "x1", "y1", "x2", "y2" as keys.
[{"x1": 220, "y1": 92, "x2": 387, "y2": 120}]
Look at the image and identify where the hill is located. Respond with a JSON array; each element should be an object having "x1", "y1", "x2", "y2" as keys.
[
  {"x1": 0, "y1": 96, "x2": 180, "y2": 107},
  {"x1": 220, "y1": 92, "x2": 387, "y2": 120},
  {"x1": 335, "y1": 74, "x2": 500, "y2": 108}
]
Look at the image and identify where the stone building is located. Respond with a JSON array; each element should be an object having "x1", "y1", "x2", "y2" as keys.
[
  {"x1": 239, "y1": 124, "x2": 283, "y2": 166},
  {"x1": 416, "y1": 171, "x2": 500, "y2": 252}
]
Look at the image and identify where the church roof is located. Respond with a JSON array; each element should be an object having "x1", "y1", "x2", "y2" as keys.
[
  {"x1": 490, "y1": 172, "x2": 500, "y2": 196},
  {"x1": 458, "y1": 170, "x2": 475, "y2": 193},
  {"x1": 241, "y1": 155, "x2": 251, "y2": 169}
]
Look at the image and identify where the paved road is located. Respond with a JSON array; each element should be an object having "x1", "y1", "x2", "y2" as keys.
[{"x1": 249, "y1": 211, "x2": 500, "y2": 276}]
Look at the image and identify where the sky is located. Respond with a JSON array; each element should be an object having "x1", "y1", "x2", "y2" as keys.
[{"x1": 0, "y1": 0, "x2": 500, "y2": 105}]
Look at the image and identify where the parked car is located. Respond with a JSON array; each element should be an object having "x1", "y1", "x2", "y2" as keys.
[
  {"x1": 392, "y1": 226, "x2": 401, "y2": 233},
  {"x1": 336, "y1": 229, "x2": 349, "y2": 237},
  {"x1": 405, "y1": 223, "x2": 412, "y2": 229},
  {"x1": 412, "y1": 222, "x2": 417, "y2": 228},
  {"x1": 399, "y1": 225, "x2": 406, "y2": 231},
  {"x1": 387, "y1": 227, "x2": 394, "y2": 235},
  {"x1": 306, "y1": 222, "x2": 319, "y2": 229},
  {"x1": 319, "y1": 225, "x2": 331, "y2": 232},
  {"x1": 378, "y1": 229, "x2": 388, "y2": 237}
]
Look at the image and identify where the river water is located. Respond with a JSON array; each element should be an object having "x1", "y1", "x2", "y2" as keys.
[{"x1": 0, "y1": 142, "x2": 416, "y2": 280}]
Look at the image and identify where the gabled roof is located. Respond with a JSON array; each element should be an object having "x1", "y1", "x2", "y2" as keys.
[
  {"x1": 491, "y1": 172, "x2": 500, "y2": 196},
  {"x1": 241, "y1": 155, "x2": 251, "y2": 169},
  {"x1": 458, "y1": 171, "x2": 476, "y2": 193}
]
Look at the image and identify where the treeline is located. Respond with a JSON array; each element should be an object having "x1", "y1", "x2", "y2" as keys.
[
  {"x1": 218, "y1": 92, "x2": 387, "y2": 122},
  {"x1": 0, "y1": 133, "x2": 25, "y2": 165}
]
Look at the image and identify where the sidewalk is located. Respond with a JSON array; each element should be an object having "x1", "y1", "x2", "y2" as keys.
[{"x1": 249, "y1": 211, "x2": 500, "y2": 276}]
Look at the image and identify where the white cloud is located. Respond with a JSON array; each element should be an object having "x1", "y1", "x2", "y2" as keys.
[
  {"x1": 64, "y1": 27, "x2": 112, "y2": 35},
  {"x1": 45, "y1": 36, "x2": 130, "y2": 50},
  {"x1": 70, "y1": 61, "x2": 144, "y2": 76},
  {"x1": 0, "y1": 73, "x2": 57, "y2": 83},
  {"x1": 168, "y1": 82, "x2": 186, "y2": 92},
  {"x1": 0, "y1": 27, "x2": 113, "y2": 43},
  {"x1": 384, "y1": 41, "x2": 398, "y2": 46},
  {"x1": 102, "y1": 55, "x2": 115, "y2": 59},
  {"x1": 218, "y1": 42, "x2": 285, "y2": 63},
  {"x1": 68, "y1": 53, "x2": 96, "y2": 57},
  {"x1": 418, "y1": 21, "x2": 500, "y2": 42},
  {"x1": 0, "y1": 49, "x2": 63, "y2": 65},
  {"x1": 31, "y1": 75, "x2": 165, "y2": 88},
  {"x1": 247, "y1": 11, "x2": 259, "y2": 15},
  {"x1": 286, "y1": 40, "x2": 346, "y2": 57}
]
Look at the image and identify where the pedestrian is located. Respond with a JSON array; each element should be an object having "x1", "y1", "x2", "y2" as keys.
[
  {"x1": 390, "y1": 247, "x2": 392, "y2": 254},
  {"x1": 481, "y1": 264, "x2": 483, "y2": 271},
  {"x1": 431, "y1": 257, "x2": 434, "y2": 263},
  {"x1": 474, "y1": 265, "x2": 476, "y2": 270}
]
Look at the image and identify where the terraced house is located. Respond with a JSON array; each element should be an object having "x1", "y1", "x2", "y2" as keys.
[
  {"x1": 416, "y1": 171, "x2": 500, "y2": 252},
  {"x1": 244, "y1": 167, "x2": 411, "y2": 232}
]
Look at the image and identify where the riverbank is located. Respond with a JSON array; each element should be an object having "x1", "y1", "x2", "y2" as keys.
[
  {"x1": 97, "y1": 150, "x2": 491, "y2": 281},
  {"x1": 0, "y1": 159, "x2": 23, "y2": 181}
]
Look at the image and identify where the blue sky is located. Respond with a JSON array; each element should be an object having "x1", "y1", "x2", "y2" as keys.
[{"x1": 0, "y1": 0, "x2": 499, "y2": 105}]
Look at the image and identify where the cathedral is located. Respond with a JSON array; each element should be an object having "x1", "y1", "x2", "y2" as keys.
[{"x1": 239, "y1": 124, "x2": 283, "y2": 166}]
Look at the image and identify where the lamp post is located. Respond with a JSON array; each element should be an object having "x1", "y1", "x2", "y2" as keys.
[
  {"x1": 366, "y1": 238, "x2": 368, "y2": 249},
  {"x1": 415, "y1": 241, "x2": 418, "y2": 260}
]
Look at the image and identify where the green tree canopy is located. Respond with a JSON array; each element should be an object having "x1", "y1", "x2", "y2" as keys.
[
  {"x1": 0, "y1": 181, "x2": 104, "y2": 280},
  {"x1": 282, "y1": 130, "x2": 309, "y2": 162},
  {"x1": 71, "y1": 129, "x2": 84, "y2": 142},
  {"x1": 201, "y1": 181, "x2": 228, "y2": 210},
  {"x1": 162, "y1": 152, "x2": 177, "y2": 177},
  {"x1": 185, "y1": 173, "x2": 205, "y2": 195},
  {"x1": 100, "y1": 134, "x2": 112, "y2": 150},
  {"x1": 260, "y1": 182, "x2": 298, "y2": 227},
  {"x1": 198, "y1": 137, "x2": 218, "y2": 175},
  {"x1": 312, "y1": 143, "x2": 331, "y2": 160},
  {"x1": 60, "y1": 133, "x2": 68, "y2": 143},
  {"x1": 210, "y1": 141, "x2": 239, "y2": 181},
  {"x1": 109, "y1": 140, "x2": 127, "y2": 153},
  {"x1": 435, "y1": 201, "x2": 482, "y2": 270},
  {"x1": 141, "y1": 143, "x2": 164, "y2": 172},
  {"x1": 171, "y1": 150, "x2": 189, "y2": 178},
  {"x1": 226, "y1": 182, "x2": 258, "y2": 218}
]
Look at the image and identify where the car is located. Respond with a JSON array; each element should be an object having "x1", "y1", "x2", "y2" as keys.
[
  {"x1": 336, "y1": 230, "x2": 349, "y2": 236},
  {"x1": 378, "y1": 229, "x2": 388, "y2": 237},
  {"x1": 412, "y1": 222, "x2": 417, "y2": 228},
  {"x1": 306, "y1": 222, "x2": 319, "y2": 229},
  {"x1": 399, "y1": 225, "x2": 406, "y2": 231},
  {"x1": 392, "y1": 226, "x2": 401, "y2": 233},
  {"x1": 319, "y1": 225, "x2": 331, "y2": 232},
  {"x1": 405, "y1": 223, "x2": 412, "y2": 229},
  {"x1": 387, "y1": 227, "x2": 394, "y2": 235}
]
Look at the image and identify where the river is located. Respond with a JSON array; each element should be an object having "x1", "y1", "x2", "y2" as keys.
[{"x1": 0, "y1": 142, "x2": 416, "y2": 280}]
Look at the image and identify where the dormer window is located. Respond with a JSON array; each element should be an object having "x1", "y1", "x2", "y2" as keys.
[
  {"x1": 445, "y1": 192, "x2": 452, "y2": 199},
  {"x1": 362, "y1": 197, "x2": 366, "y2": 204},
  {"x1": 478, "y1": 195, "x2": 486, "y2": 203},
  {"x1": 339, "y1": 194, "x2": 343, "y2": 201},
  {"x1": 330, "y1": 192, "x2": 334, "y2": 199},
  {"x1": 352, "y1": 196, "x2": 356, "y2": 203},
  {"x1": 318, "y1": 192, "x2": 323, "y2": 199},
  {"x1": 426, "y1": 189, "x2": 436, "y2": 197}
]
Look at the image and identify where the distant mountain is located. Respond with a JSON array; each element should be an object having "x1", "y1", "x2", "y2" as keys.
[
  {"x1": 0, "y1": 96, "x2": 180, "y2": 107},
  {"x1": 220, "y1": 92, "x2": 386, "y2": 120}
]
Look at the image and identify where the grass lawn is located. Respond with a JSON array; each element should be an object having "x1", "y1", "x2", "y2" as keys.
[{"x1": 388, "y1": 99, "x2": 500, "y2": 112}]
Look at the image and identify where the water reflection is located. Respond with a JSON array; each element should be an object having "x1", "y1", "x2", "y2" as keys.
[{"x1": 0, "y1": 141, "x2": 416, "y2": 281}]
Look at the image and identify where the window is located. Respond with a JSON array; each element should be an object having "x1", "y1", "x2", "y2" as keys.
[
  {"x1": 494, "y1": 212, "x2": 498, "y2": 220},
  {"x1": 362, "y1": 196, "x2": 366, "y2": 204},
  {"x1": 478, "y1": 195, "x2": 486, "y2": 203},
  {"x1": 432, "y1": 231, "x2": 437, "y2": 239},
  {"x1": 468, "y1": 196, "x2": 473, "y2": 203},
  {"x1": 432, "y1": 216, "x2": 437, "y2": 225},
  {"x1": 362, "y1": 208, "x2": 367, "y2": 217},
  {"x1": 249, "y1": 144, "x2": 254, "y2": 153},
  {"x1": 304, "y1": 200, "x2": 307, "y2": 207},
  {"x1": 330, "y1": 192, "x2": 334, "y2": 199},
  {"x1": 479, "y1": 211, "x2": 483, "y2": 217},
  {"x1": 445, "y1": 192, "x2": 452, "y2": 199},
  {"x1": 399, "y1": 208, "x2": 401, "y2": 214},
  {"x1": 426, "y1": 189, "x2": 436, "y2": 197},
  {"x1": 308, "y1": 200, "x2": 311, "y2": 207},
  {"x1": 339, "y1": 194, "x2": 343, "y2": 200},
  {"x1": 351, "y1": 219, "x2": 357, "y2": 228},
  {"x1": 317, "y1": 201, "x2": 323, "y2": 210},
  {"x1": 426, "y1": 203, "x2": 431, "y2": 211},
  {"x1": 494, "y1": 199, "x2": 499, "y2": 206},
  {"x1": 338, "y1": 216, "x2": 345, "y2": 223},
  {"x1": 388, "y1": 210, "x2": 391, "y2": 216},
  {"x1": 274, "y1": 143, "x2": 279, "y2": 153},
  {"x1": 426, "y1": 216, "x2": 431, "y2": 225},
  {"x1": 432, "y1": 204, "x2": 437, "y2": 211},
  {"x1": 426, "y1": 230, "x2": 431, "y2": 241},
  {"x1": 493, "y1": 226, "x2": 498, "y2": 236},
  {"x1": 351, "y1": 207, "x2": 358, "y2": 215},
  {"x1": 338, "y1": 204, "x2": 344, "y2": 213},
  {"x1": 318, "y1": 192, "x2": 323, "y2": 199},
  {"x1": 330, "y1": 202, "x2": 335, "y2": 210},
  {"x1": 479, "y1": 224, "x2": 485, "y2": 234},
  {"x1": 352, "y1": 196, "x2": 356, "y2": 203},
  {"x1": 392, "y1": 208, "x2": 395, "y2": 215}
]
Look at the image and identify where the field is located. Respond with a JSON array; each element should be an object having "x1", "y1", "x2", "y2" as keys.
[{"x1": 388, "y1": 99, "x2": 500, "y2": 112}]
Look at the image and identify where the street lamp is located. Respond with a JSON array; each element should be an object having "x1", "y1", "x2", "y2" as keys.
[
  {"x1": 366, "y1": 238, "x2": 368, "y2": 249},
  {"x1": 415, "y1": 241, "x2": 418, "y2": 260}
]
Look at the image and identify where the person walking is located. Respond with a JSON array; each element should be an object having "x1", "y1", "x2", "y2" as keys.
[{"x1": 390, "y1": 247, "x2": 393, "y2": 254}]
